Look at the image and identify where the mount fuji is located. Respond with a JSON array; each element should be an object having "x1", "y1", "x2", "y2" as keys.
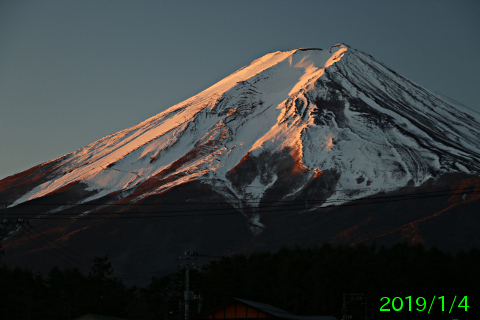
[{"x1": 1, "y1": 44, "x2": 479, "y2": 282}]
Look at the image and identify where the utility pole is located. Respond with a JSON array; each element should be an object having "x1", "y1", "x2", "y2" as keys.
[
  {"x1": 178, "y1": 251, "x2": 198, "y2": 320},
  {"x1": 196, "y1": 294, "x2": 202, "y2": 314},
  {"x1": 365, "y1": 295, "x2": 368, "y2": 320},
  {"x1": 342, "y1": 293, "x2": 368, "y2": 320},
  {"x1": 364, "y1": 295, "x2": 374, "y2": 320},
  {"x1": 185, "y1": 258, "x2": 191, "y2": 320}
]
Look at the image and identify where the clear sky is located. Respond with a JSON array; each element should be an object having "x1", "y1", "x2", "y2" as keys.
[{"x1": 1, "y1": 0, "x2": 479, "y2": 180}]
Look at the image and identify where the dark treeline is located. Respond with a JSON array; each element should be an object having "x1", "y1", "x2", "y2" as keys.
[{"x1": 1, "y1": 243, "x2": 479, "y2": 320}]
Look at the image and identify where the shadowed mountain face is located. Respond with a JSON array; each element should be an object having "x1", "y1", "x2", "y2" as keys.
[{"x1": 1, "y1": 44, "x2": 479, "y2": 284}]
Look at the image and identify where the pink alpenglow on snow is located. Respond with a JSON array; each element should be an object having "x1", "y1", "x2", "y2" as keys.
[{"x1": 7, "y1": 44, "x2": 480, "y2": 219}]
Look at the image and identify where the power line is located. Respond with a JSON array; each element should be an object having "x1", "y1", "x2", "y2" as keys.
[
  {"x1": 24, "y1": 229, "x2": 162, "y2": 279},
  {"x1": 8, "y1": 186, "x2": 478, "y2": 207},
  {"x1": 22, "y1": 229, "x2": 222, "y2": 280},
  {"x1": 5, "y1": 185, "x2": 476, "y2": 279},
  {"x1": 9, "y1": 191, "x2": 480, "y2": 219},
  {"x1": 25, "y1": 231, "x2": 83, "y2": 269},
  {"x1": 27, "y1": 225, "x2": 94, "y2": 268},
  {"x1": 9, "y1": 186, "x2": 480, "y2": 210},
  {"x1": 27, "y1": 225, "x2": 170, "y2": 278},
  {"x1": 6, "y1": 188, "x2": 480, "y2": 220}
]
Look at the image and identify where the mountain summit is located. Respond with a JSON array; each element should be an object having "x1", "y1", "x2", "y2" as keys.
[
  {"x1": 7, "y1": 44, "x2": 480, "y2": 208},
  {"x1": 1, "y1": 44, "x2": 479, "y2": 281}
]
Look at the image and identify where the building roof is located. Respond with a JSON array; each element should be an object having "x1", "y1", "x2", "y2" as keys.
[
  {"x1": 234, "y1": 299, "x2": 337, "y2": 320},
  {"x1": 74, "y1": 314, "x2": 130, "y2": 320}
]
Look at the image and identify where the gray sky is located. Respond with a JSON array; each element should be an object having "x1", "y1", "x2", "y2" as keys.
[{"x1": 1, "y1": 0, "x2": 479, "y2": 180}]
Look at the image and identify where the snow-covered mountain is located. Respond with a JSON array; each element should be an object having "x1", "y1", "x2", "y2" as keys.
[
  {"x1": 1, "y1": 44, "x2": 479, "y2": 281},
  {"x1": 7, "y1": 44, "x2": 480, "y2": 208}
]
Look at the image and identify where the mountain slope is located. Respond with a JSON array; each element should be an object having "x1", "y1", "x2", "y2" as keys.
[
  {"x1": 1, "y1": 44, "x2": 479, "y2": 282},
  {"x1": 7, "y1": 45, "x2": 480, "y2": 208}
]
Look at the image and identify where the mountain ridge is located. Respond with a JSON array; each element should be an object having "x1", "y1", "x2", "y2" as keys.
[
  {"x1": 6, "y1": 44, "x2": 479, "y2": 211},
  {"x1": 1, "y1": 44, "x2": 479, "y2": 282}
]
